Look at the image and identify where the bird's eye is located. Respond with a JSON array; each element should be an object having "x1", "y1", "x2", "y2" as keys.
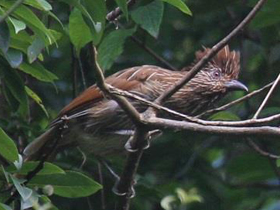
[{"x1": 213, "y1": 70, "x2": 221, "y2": 78}]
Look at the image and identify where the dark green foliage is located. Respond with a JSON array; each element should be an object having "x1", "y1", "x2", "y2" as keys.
[{"x1": 0, "y1": 0, "x2": 279, "y2": 210}]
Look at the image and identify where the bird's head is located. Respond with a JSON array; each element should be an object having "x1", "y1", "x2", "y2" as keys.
[{"x1": 190, "y1": 46, "x2": 248, "y2": 95}]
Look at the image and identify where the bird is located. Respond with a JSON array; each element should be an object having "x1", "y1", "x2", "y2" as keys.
[{"x1": 23, "y1": 45, "x2": 248, "y2": 160}]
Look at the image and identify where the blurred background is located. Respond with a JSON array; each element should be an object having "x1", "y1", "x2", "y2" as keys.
[{"x1": 1, "y1": 0, "x2": 280, "y2": 209}]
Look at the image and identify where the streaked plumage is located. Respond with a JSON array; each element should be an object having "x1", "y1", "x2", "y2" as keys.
[{"x1": 24, "y1": 45, "x2": 247, "y2": 158}]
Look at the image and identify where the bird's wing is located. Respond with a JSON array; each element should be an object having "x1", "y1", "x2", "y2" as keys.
[{"x1": 52, "y1": 65, "x2": 173, "y2": 126}]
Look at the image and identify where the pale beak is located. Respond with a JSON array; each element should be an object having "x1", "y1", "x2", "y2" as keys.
[{"x1": 225, "y1": 80, "x2": 248, "y2": 92}]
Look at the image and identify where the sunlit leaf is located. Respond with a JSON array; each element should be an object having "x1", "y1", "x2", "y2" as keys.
[
  {"x1": 0, "y1": 1, "x2": 55, "y2": 45},
  {"x1": 10, "y1": 176, "x2": 33, "y2": 201},
  {"x1": 69, "y1": 8, "x2": 92, "y2": 53},
  {"x1": 29, "y1": 171, "x2": 102, "y2": 198},
  {"x1": 25, "y1": 86, "x2": 49, "y2": 117},
  {"x1": 161, "y1": 0, "x2": 192, "y2": 15},
  {"x1": 209, "y1": 111, "x2": 240, "y2": 121},
  {"x1": 7, "y1": 161, "x2": 65, "y2": 175},
  {"x1": 27, "y1": 36, "x2": 45, "y2": 63},
  {"x1": 98, "y1": 28, "x2": 136, "y2": 70},
  {"x1": 0, "y1": 127, "x2": 18, "y2": 162},
  {"x1": 25, "y1": 0, "x2": 52, "y2": 11},
  {"x1": 19, "y1": 62, "x2": 58, "y2": 82},
  {"x1": 8, "y1": 17, "x2": 26, "y2": 34},
  {"x1": 131, "y1": 0, "x2": 164, "y2": 38},
  {"x1": 0, "y1": 203, "x2": 12, "y2": 210},
  {"x1": 82, "y1": 0, "x2": 106, "y2": 45}
]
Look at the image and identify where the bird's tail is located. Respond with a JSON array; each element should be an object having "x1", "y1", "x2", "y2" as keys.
[{"x1": 23, "y1": 127, "x2": 58, "y2": 161}]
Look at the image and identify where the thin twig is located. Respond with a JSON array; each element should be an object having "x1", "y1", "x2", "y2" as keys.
[
  {"x1": 0, "y1": 0, "x2": 24, "y2": 23},
  {"x1": 145, "y1": 117, "x2": 280, "y2": 138},
  {"x1": 5, "y1": 122, "x2": 67, "y2": 205},
  {"x1": 109, "y1": 86, "x2": 280, "y2": 127},
  {"x1": 247, "y1": 139, "x2": 280, "y2": 159},
  {"x1": 106, "y1": 0, "x2": 136, "y2": 22},
  {"x1": 197, "y1": 81, "x2": 274, "y2": 118},
  {"x1": 253, "y1": 73, "x2": 280, "y2": 119},
  {"x1": 97, "y1": 162, "x2": 106, "y2": 210},
  {"x1": 71, "y1": 44, "x2": 78, "y2": 98},
  {"x1": 153, "y1": 0, "x2": 268, "y2": 106},
  {"x1": 130, "y1": 36, "x2": 177, "y2": 70},
  {"x1": 77, "y1": 55, "x2": 87, "y2": 89}
]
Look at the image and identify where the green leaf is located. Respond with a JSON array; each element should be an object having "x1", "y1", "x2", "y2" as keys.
[
  {"x1": 131, "y1": 0, "x2": 164, "y2": 38},
  {"x1": 10, "y1": 176, "x2": 33, "y2": 201},
  {"x1": 8, "y1": 17, "x2": 26, "y2": 34},
  {"x1": 82, "y1": 0, "x2": 106, "y2": 45},
  {"x1": 0, "y1": 20, "x2": 10, "y2": 53},
  {"x1": 116, "y1": 0, "x2": 129, "y2": 20},
  {"x1": 98, "y1": 28, "x2": 136, "y2": 70},
  {"x1": 0, "y1": 203, "x2": 12, "y2": 210},
  {"x1": 69, "y1": 8, "x2": 92, "y2": 53},
  {"x1": 59, "y1": 0, "x2": 106, "y2": 45},
  {"x1": 7, "y1": 161, "x2": 65, "y2": 175},
  {"x1": 0, "y1": 1, "x2": 55, "y2": 45},
  {"x1": 209, "y1": 111, "x2": 240, "y2": 121},
  {"x1": 24, "y1": 0, "x2": 52, "y2": 11},
  {"x1": 277, "y1": 159, "x2": 280, "y2": 168},
  {"x1": 25, "y1": 86, "x2": 49, "y2": 117},
  {"x1": 14, "y1": 154, "x2": 23, "y2": 170},
  {"x1": 250, "y1": 9, "x2": 280, "y2": 29},
  {"x1": 18, "y1": 62, "x2": 58, "y2": 82},
  {"x1": 29, "y1": 171, "x2": 102, "y2": 198},
  {"x1": 249, "y1": 0, "x2": 280, "y2": 29},
  {"x1": 27, "y1": 36, "x2": 45, "y2": 63},
  {"x1": 161, "y1": 0, "x2": 192, "y2": 15},
  {"x1": 227, "y1": 153, "x2": 275, "y2": 182},
  {"x1": 3, "y1": 67, "x2": 28, "y2": 114},
  {"x1": 4, "y1": 48, "x2": 23, "y2": 68},
  {"x1": 0, "y1": 127, "x2": 18, "y2": 162},
  {"x1": 10, "y1": 30, "x2": 32, "y2": 54}
]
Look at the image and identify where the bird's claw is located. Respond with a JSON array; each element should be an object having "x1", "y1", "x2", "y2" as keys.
[
  {"x1": 124, "y1": 136, "x2": 138, "y2": 152},
  {"x1": 112, "y1": 179, "x2": 136, "y2": 198},
  {"x1": 124, "y1": 129, "x2": 162, "y2": 153}
]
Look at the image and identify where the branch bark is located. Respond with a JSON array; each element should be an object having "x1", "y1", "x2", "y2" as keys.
[
  {"x1": 153, "y1": 0, "x2": 268, "y2": 106},
  {"x1": 144, "y1": 117, "x2": 280, "y2": 138}
]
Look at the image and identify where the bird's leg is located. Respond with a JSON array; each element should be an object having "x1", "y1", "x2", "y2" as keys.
[
  {"x1": 113, "y1": 176, "x2": 137, "y2": 198},
  {"x1": 98, "y1": 158, "x2": 136, "y2": 197},
  {"x1": 96, "y1": 158, "x2": 128, "y2": 196},
  {"x1": 77, "y1": 147, "x2": 87, "y2": 169},
  {"x1": 124, "y1": 129, "x2": 162, "y2": 152}
]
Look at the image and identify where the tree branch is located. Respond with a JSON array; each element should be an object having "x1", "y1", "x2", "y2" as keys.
[
  {"x1": 130, "y1": 35, "x2": 177, "y2": 70},
  {"x1": 109, "y1": 86, "x2": 280, "y2": 127},
  {"x1": 92, "y1": 46, "x2": 149, "y2": 210},
  {"x1": 92, "y1": 46, "x2": 141, "y2": 125},
  {"x1": 106, "y1": 0, "x2": 136, "y2": 22},
  {"x1": 153, "y1": 0, "x2": 268, "y2": 106},
  {"x1": 247, "y1": 139, "x2": 280, "y2": 159},
  {"x1": 253, "y1": 73, "x2": 280, "y2": 119},
  {"x1": 144, "y1": 117, "x2": 280, "y2": 138}
]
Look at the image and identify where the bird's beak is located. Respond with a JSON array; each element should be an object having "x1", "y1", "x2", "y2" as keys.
[{"x1": 225, "y1": 80, "x2": 248, "y2": 92}]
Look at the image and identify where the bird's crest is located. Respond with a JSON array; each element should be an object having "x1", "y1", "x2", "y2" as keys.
[{"x1": 195, "y1": 45, "x2": 240, "y2": 79}]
